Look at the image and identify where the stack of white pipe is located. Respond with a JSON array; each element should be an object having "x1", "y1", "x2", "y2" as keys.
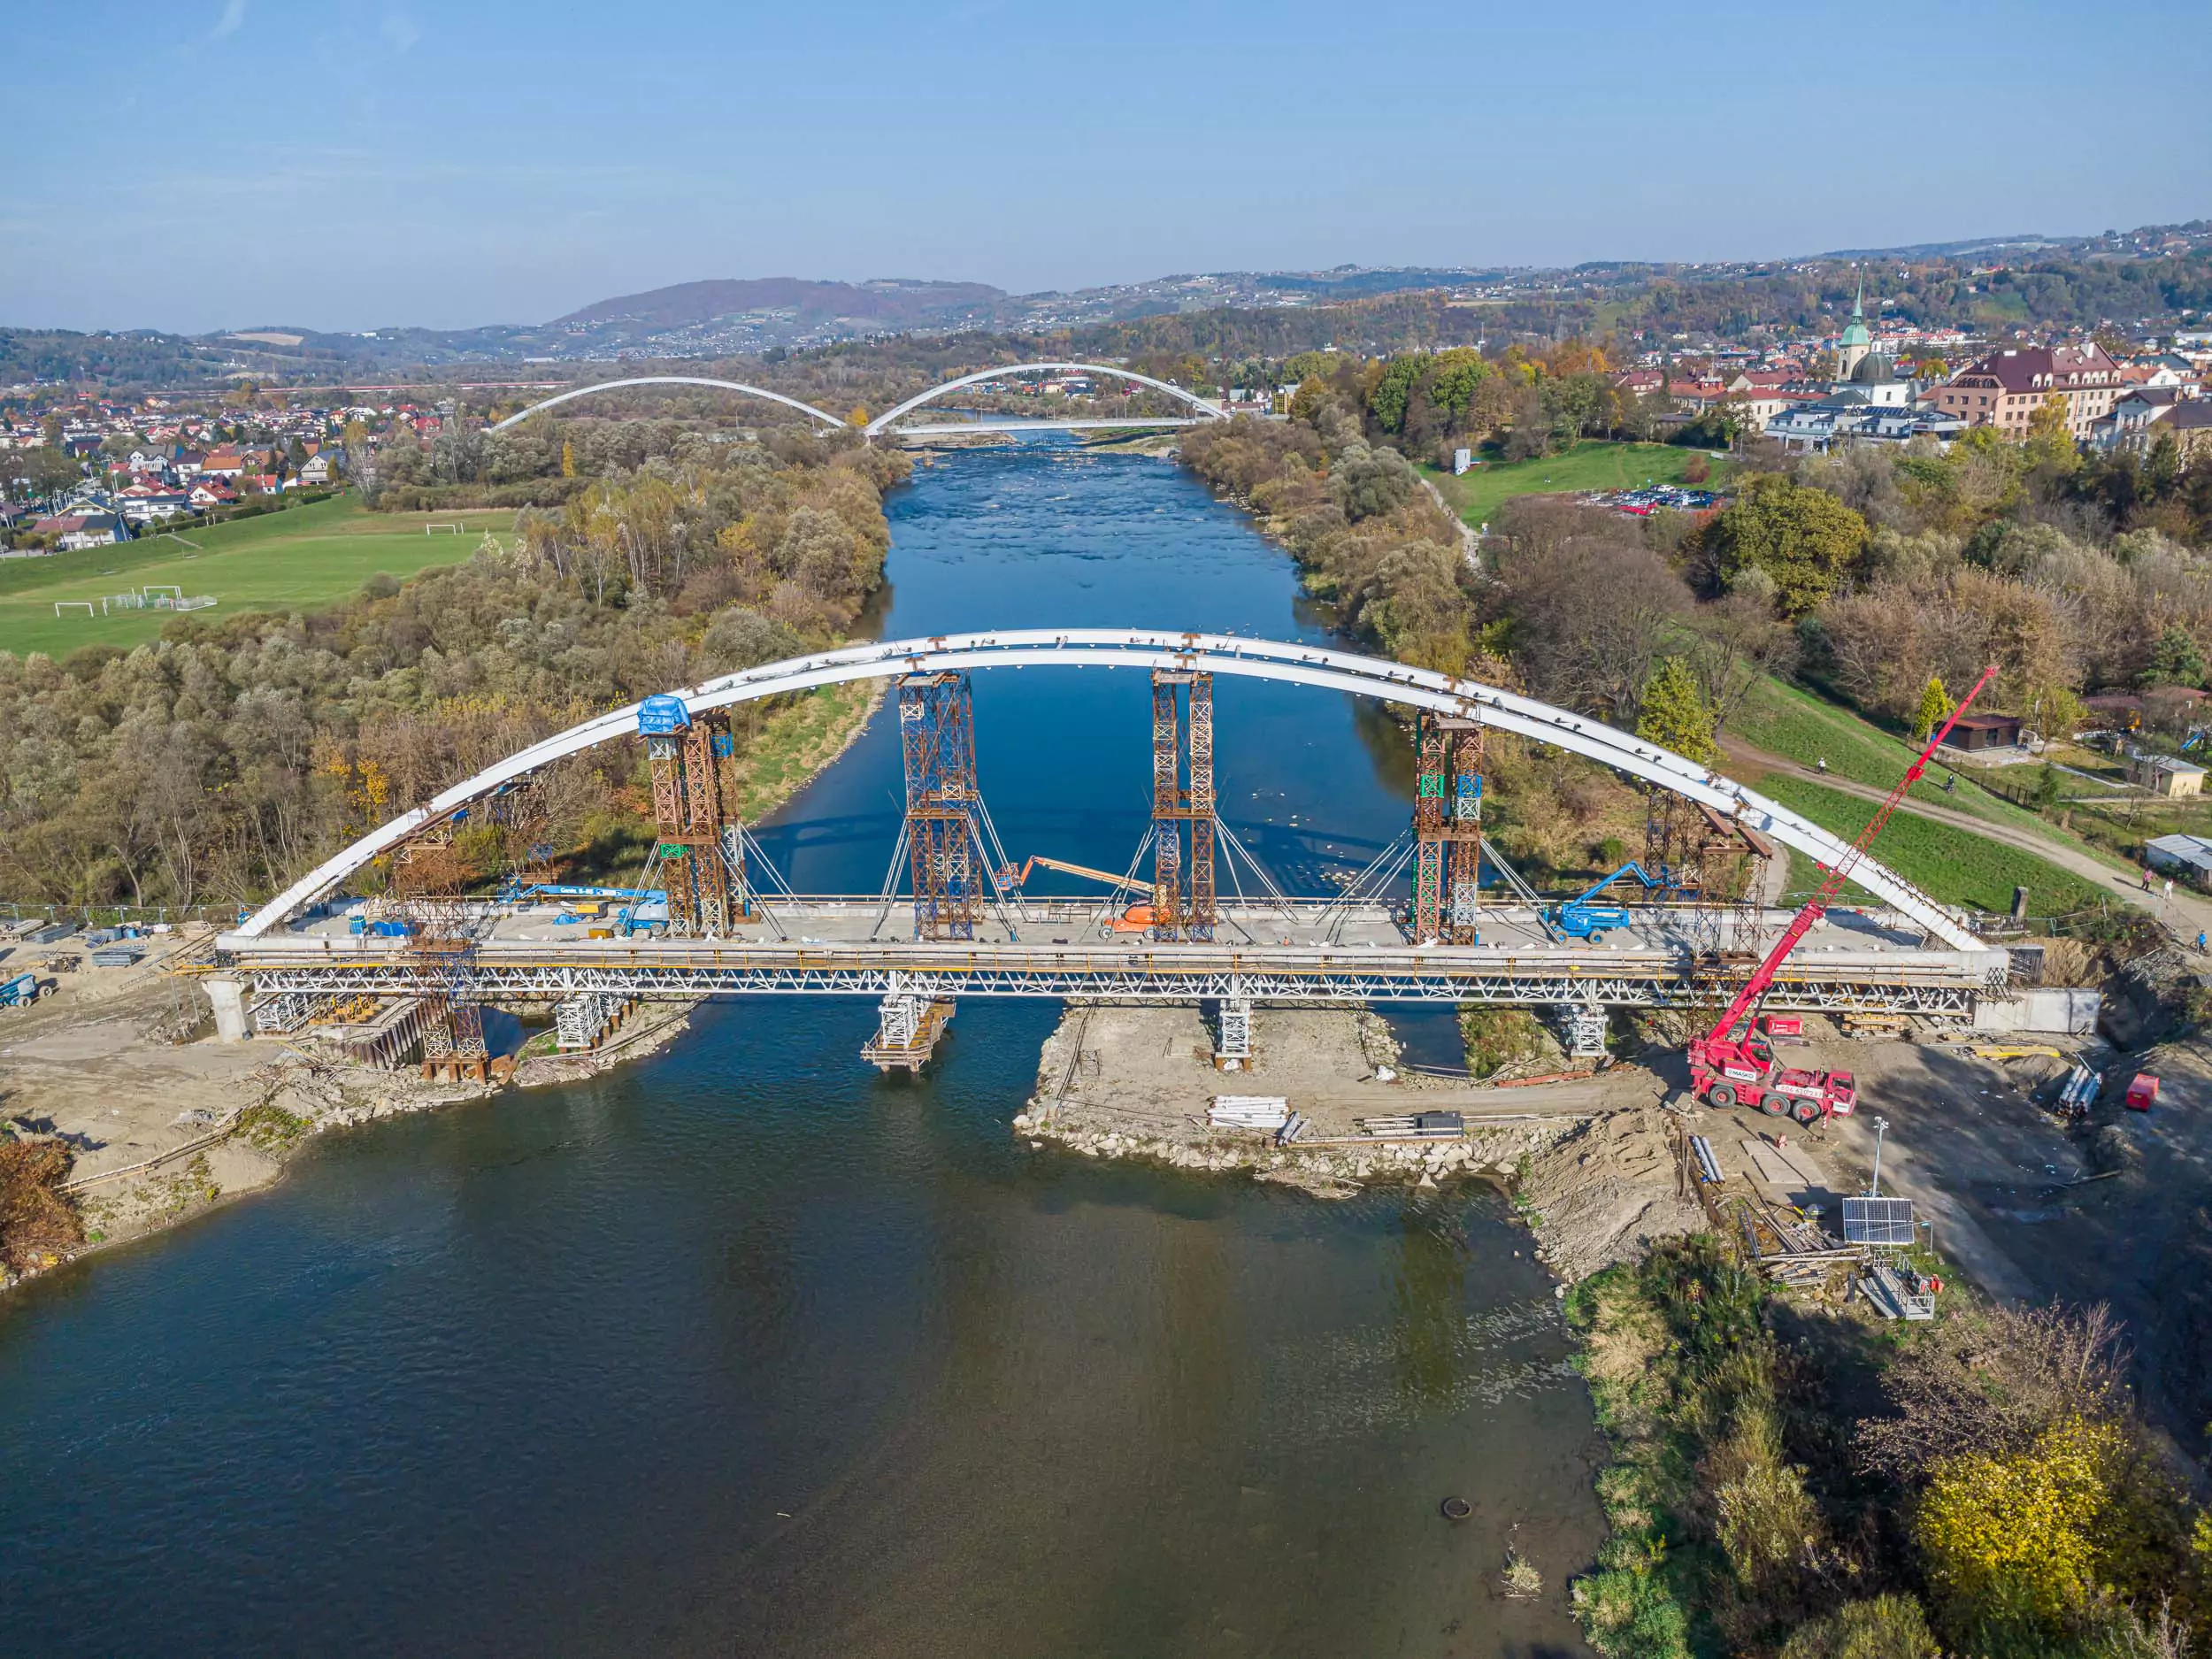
[{"x1": 1209, "y1": 1095, "x2": 1290, "y2": 1131}]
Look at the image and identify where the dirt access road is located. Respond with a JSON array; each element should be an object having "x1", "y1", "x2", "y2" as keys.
[{"x1": 1720, "y1": 733, "x2": 2212, "y2": 938}]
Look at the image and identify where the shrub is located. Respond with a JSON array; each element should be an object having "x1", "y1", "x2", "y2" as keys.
[
  {"x1": 1778, "y1": 1595, "x2": 1940, "y2": 1659},
  {"x1": 1915, "y1": 1414, "x2": 2119, "y2": 1635}
]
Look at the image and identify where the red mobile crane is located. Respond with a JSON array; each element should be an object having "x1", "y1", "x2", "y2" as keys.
[{"x1": 1689, "y1": 664, "x2": 2000, "y2": 1125}]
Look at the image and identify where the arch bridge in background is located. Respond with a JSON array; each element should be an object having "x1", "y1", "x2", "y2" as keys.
[
  {"x1": 234, "y1": 629, "x2": 1984, "y2": 952},
  {"x1": 486, "y1": 376, "x2": 847, "y2": 434},
  {"x1": 864, "y1": 363, "x2": 1229, "y2": 437}
]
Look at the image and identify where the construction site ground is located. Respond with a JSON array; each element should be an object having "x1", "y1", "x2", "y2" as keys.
[
  {"x1": 1024, "y1": 1004, "x2": 1704, "y2": 1280},
  {"x1": 1029, "y1": 1002, "x2": 2212, "y2": 1454},
  {"x1": 1683, "y1": 1025, "x2": 2212, "y2": 1455}
]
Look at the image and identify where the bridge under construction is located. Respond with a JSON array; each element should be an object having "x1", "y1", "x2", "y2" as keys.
[{"x1": 197, "y1": 631, "x2": 2012, "y2": 1072}]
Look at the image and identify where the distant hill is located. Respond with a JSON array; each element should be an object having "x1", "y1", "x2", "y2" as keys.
[
  {"x1": 551, "y1": 277, "x2": 1005, "y2": 331},
  {"x1": 7, "y1": 219, "x2": 2208, "y2": 390}
]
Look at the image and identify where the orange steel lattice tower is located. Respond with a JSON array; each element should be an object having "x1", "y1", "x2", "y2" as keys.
[
  {"x1": 1149, "y1": 670, "x2": 1217, "y2": 941},
  {"x1": 899, "y1": 672, "x2": 985, "y2": 941},
  {"x1": 644, "y1": 708, "x2": 742, "y2": 937},
  {"x1": 1411, "y1": 714, "x2": 1484, "y2": 944}
]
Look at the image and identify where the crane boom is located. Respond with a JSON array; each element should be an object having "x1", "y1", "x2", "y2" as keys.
[
  {"x1": 1702, "y1": 663, "x2": 1999, "y2": 1048},
  {"x1": 1008, "y1": 854, "x2": 1142, "y2": 891}
]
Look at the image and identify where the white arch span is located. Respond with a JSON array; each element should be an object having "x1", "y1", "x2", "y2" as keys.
[
  {"x1": 232, "y1": 631, "x2": 1983, "y2": 949},
  {"x1": 864, "y1": 363, "x2": 1227, "y2": 437},
  {"x1": 488, "y1": 376, "x2": 847, "y2": 434}
]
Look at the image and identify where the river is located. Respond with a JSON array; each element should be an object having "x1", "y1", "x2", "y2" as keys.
[{"x1": 0, "y1": 439, "x2": 1602, "y2": 1656}]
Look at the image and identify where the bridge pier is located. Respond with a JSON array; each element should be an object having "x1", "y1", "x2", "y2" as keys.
[
  {"x1": 1555, "y1": 1001, "x2": 1609, "y2": 1061},
  {"x1": 1212, "y1": 978, "x2": 1253, "y2": 1069},
  {"x1": 862, "y1": 984, "x2": 956, "y2": 1074},
  {"x1": 208, "y1": 977, "x2": 251, "y2": 1042}
]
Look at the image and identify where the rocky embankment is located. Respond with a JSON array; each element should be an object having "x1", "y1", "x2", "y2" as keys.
[{"x1": 1018, "y1": 1002, "x2": 1703, "y2": 1279}]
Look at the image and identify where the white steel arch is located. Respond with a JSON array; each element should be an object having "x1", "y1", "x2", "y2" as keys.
[
  {"x1": 864, "y1": 363, "x2": 1228, "y2": 437},
  {"x1": 488, "y1": 376, "x2": 847, "y2": 434},
  {"x1": 233, "y1": 630, "x2": 1982, "y2": 949}
]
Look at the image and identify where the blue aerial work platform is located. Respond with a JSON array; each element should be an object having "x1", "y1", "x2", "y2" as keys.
[{"x1": 1549, "y1": 863, "x2": 1664, "y2": 941}]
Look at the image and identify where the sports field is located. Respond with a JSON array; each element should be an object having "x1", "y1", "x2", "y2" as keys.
[
  {"x1": 1422, "y1": 440, "x2": 1728, "y2": 530},
  {"x1": 0, "y1": 495, "x2": 515, "y2": 657}
]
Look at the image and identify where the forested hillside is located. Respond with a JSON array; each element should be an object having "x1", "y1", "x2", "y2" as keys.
[{"x1": 0, "y1": 430, "x2": 909, "y2": 910}]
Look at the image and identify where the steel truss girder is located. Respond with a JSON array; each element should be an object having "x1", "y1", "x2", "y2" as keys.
[{"x1": 229, "y1": 961, "x2": 1975, "y2": 1015}]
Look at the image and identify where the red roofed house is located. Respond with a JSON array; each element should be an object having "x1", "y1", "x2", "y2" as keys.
[{"x1": 1929, "y1": 343, "x2": 2125, "y2": 442}]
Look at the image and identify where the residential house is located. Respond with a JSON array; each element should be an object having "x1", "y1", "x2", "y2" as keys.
[
  {"x1": 1929, "y1": 343, "x2": 2125, "y2": 441},
  {"x1": 31, "y1": 511, "x2": 128, "y2": 549},
  {"x1": 2166, "y1": 401, "x2": 2212, "y2": 461},
  {"x1": 1941, "y1": 712, "x2": 2024, "y2": 754},
  {"x1": 2090, "y1": 388, "x2": 2184, "y2": 453},
  {"x1": 2119, "y1": 353, "x2": 2203, "y2": 396},
  {"x1": 118, "y1": 481, "x2": 190, "y2": 522},
  {"x1": 2128, "y1": 752, "x2": 2206, "y2": 797},
  {"x1": 188, "y1": 480, "x2": 237, "y2": 511},
  {"x1": 298, "y1": 452, "x2": 336, "y2": 485}
]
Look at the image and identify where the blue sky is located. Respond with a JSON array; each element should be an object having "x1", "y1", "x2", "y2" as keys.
[{"x1": 6, "y1": 0, "x2": 2208, "y2": 334}]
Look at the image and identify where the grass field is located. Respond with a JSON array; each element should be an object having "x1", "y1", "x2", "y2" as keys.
[
  {"x1": 1727, "y1": 675, "x2": 2139, "y2": 877},
  {"x1": 0, "y1": 495, "x2": 517, "y2": 658},
  {"x1": 1758, "y1": 773, "x2": 2108, "y2": 918},
  {"x1": 1421, "y1": 440, "x2": 1728, "y2": 530}
]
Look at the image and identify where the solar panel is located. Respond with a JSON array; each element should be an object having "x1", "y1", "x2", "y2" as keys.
[{"x1": 1842, "y1": 1196, "x2": 1916, "y2": 1247}]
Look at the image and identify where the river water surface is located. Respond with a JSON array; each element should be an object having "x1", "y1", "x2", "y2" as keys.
[{"x1": 0, "y1": 441, "x2": 1601, "y2": 1656}]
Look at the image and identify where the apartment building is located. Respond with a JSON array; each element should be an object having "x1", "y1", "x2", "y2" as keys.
[{"x1": 1929, "y1": 343, "x2": 2124, "y2": 441}]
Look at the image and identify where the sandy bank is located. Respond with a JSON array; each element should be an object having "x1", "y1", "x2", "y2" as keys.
[
  {"x1": 1, "y1": 935, "x2": 700, "y2": 1286},
  {"x1": 1018, "y1": 1003, "x2": 1698, "y2": 1276}
]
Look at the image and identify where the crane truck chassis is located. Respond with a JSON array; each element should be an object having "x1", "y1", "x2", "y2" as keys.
[{"x1": 1687, "y1": 664, "x2": 2001, "y2": 1127}]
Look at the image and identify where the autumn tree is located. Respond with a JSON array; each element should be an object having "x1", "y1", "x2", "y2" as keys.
[
  {"x1": 1913, "y1": 675, "x2": 1953, "y2": 741},
  {"x1": 1915, "y1": 1415, "x2": 2120, "y2": 1639},
  {"x1": 1703, "y1": 474, "x2": 1870, "y2": 617},
  {"x1": 1637, "y1": 657, "x2": 1717, "y2": 761},
  {"x1": 2022, "y1": 394, "x2": 2082, "y2": 487}
]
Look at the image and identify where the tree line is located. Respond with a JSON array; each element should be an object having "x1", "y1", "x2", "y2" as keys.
[{"x1": 0, "y1": 430, "x2": 909, "y2": 910}]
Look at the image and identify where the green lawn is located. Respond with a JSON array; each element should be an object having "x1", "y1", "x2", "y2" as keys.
[
  {"x1": 1758, "y1": 774, "x2": 2108, "y2": 918},
  {"x1": 0, "y1": 495, "x2": 514, "y2": 657},
  {"x1": 1726, "y1": 675, "x2": 2138, "y2": 876},
  {"x1": 1422, "y1": 440, "x2": 1727, "y2": 530}
]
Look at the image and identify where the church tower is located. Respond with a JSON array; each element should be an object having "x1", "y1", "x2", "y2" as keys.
[{"x1": 1837, "y1": 266, "x2": 1873, "y2": 380}]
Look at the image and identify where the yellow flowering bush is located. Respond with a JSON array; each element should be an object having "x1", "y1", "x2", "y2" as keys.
[{"x1": 1915, "y1": 1414, "x2": 2118, "y2": 1626}]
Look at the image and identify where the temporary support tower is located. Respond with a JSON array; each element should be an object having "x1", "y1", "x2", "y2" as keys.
[
  {"x1": 640, "y1": 694, "x2": 745, "y2": 937},
  {"x1": 900, "y1": 672, "x2": 985, "y2": 941},
  {"x1": 389, "y1": 819, "x2": 487, "y2": 1076},
  {"x1": 1148, "y1": 670, "x2": 1217, "y2": 941},
  {"x1": 1411, "y1": 714, "x2": 1485, "y2": 944}
]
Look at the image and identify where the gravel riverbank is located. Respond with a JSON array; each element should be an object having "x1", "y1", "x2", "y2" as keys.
[{"x1": 1018, "y1": 1002, "x2": 1703, "y2": 1276}]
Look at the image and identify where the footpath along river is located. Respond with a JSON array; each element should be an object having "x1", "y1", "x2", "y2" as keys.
[{"x1": 0, "y1": 438, "x2": 1604, "y2": 1656}]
